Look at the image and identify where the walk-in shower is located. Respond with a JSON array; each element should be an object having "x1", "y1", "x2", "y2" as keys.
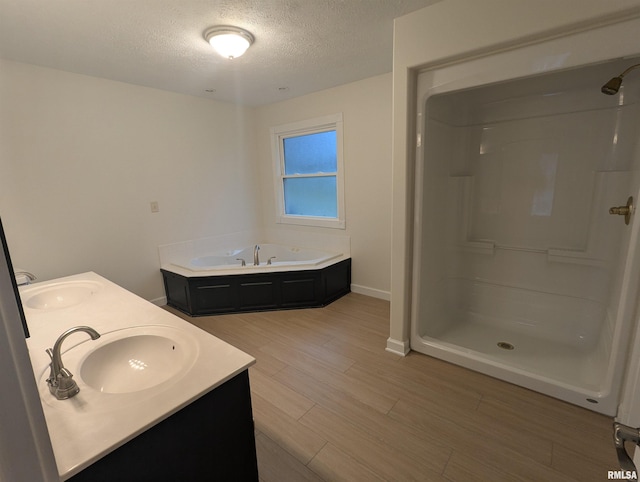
[{"x1": 411, "y1": 57, "x2": 640, "y2": 415}]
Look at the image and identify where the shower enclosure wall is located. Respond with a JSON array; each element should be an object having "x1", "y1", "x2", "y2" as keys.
[{"x1": 411, "y1": 57, "x2": 640, "y2": 415}]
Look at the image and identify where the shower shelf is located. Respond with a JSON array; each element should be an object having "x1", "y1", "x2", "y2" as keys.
[
  {"x1": 456, "y1": 241, "x2": 604, "y2": 266},
  {"x1": 448, "y1": 170, "x2": 609, "y2": 267},
  {"x1": 547, "y1": 248, "x2": 606, "y2": 267},
  {"x1": 456, "y1": 240, "x2": 494, "y2": 255}
]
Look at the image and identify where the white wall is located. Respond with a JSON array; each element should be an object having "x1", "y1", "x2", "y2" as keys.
[
  {"x1": 0, "y1": 60, "x2": 393, "y2": 302},
  {"x1": 0, "y1": 60, "x2": 260, "y2": 301},
  {"x1": 253, "y1": 74, "x2": 393, "y2": 299}
]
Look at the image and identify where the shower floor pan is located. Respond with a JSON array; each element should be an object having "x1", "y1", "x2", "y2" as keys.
[{"x1": 414, "y1": 316, "x2": 612, "y2": 412}]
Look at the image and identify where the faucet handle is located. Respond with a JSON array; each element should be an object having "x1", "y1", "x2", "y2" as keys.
[
  {"x1": 45, "y1": 348, "x2": 55, "y2": 382},
  {"x1": 14, "y1": 271, "x2": 37, "y2": 286}
]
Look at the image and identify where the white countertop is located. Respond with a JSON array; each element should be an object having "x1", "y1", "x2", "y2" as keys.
[{"x1": 21, "y1": 272, "x2": 255, "y2": 480}]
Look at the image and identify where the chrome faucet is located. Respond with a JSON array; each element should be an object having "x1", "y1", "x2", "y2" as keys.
[
  {"x1": 253, "y1": 244, "x2": 260, "y2": 266},
  {"x1": 46, "y1": 326, "x2": 100, "y2": 400},
  {"x1": 14, "y1": 271, "x2": 36, "y2": 286}
]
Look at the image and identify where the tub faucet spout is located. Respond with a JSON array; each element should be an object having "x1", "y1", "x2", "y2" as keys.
[
  {"x1": 253, "y1": 245, "x2": 260, "y2": 266},
  {"x1": 46, "y1": 326, "x2": 100, "y2": 400}
]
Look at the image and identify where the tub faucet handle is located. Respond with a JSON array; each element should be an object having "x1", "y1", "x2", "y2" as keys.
[
  {"x1": 267, "y1": 256, "x2": 276, "y2": 265},
  {"x1": 236, "y1": 258, "x2": 246, "y2": 267}
]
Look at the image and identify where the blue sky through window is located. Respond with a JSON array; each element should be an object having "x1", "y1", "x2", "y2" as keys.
[
  {"x1": 283, "y1": 131, "x2": 337, "y2": 175},
  {"x1": 282, "y1": 130, "x2": 337, "y2": 218},
  {"x1": 283, "y1": 177, "x2": 337, "y2": 217}
]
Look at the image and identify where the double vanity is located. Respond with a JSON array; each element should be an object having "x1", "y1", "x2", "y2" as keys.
[{"x1": 21, "y1": 272, "x2": 258, "y2": 481}]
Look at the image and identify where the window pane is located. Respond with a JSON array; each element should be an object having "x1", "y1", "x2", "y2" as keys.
[
  {"x1": 284, "y1": 177, "x2": 337, "y2": 217},
  {"x1": 283, "y1": 131, "x2": 336, "y2": 175}
]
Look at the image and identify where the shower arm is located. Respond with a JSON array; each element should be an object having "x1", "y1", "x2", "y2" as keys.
[{"x1": 619, "y1": 63, "x2": 640, "y2": 79}]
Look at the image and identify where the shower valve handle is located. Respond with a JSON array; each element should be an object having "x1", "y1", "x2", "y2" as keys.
[{"x1": 610, "y1": 207, "x2": 631, "y2": 215}]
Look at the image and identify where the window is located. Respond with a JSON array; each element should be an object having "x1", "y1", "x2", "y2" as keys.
[{"x1": 271, "y1": 113, "x2": 345, "y2": 228}]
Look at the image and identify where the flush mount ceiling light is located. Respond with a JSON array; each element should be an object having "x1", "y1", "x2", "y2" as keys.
[{"x1": 204, "y1": 26, "x2": 254, "y2": 60}]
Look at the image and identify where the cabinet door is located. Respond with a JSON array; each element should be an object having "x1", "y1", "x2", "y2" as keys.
[{"x1": 70, "y1": 371, "x2": 258, "y2": 481}]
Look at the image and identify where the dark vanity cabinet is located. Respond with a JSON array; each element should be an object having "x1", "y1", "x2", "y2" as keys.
[{"x1": 69, "y1": 370, "x2": 258, "y2": 481}]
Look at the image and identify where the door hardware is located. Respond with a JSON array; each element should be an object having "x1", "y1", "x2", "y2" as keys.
[{"x1": 610, "y1": 196, "x2": 634, "y2": 225}]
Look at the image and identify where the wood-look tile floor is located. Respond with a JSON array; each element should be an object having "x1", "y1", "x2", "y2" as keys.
[{"x1": 165, "y1": 293, "x2": 619, "y2": 481}]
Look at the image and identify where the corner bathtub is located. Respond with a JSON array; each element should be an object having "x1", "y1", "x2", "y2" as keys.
[
  {"x1": 182, "y1": 244, "x2": 341, "y2": 271},
  {"x1": 161, "y1": 244, "x2": 351, "y2": 316}
]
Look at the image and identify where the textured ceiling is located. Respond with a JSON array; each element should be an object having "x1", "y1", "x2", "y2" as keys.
[{"x1": 0, "y1": 0, "x2": 440, "y2": 106}]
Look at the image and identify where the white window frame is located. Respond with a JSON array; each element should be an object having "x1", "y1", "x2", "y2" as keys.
[{"x1": 270, "y1": 113, "x2": 345, "y2": 229}]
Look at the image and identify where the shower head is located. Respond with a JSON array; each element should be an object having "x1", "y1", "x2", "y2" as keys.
[
  {"x1": 601, "y1": 63, "x2": 640, "y2": 95},
  {"x1": 601, "y1": 76, "x2": 623, "y2": 95}
]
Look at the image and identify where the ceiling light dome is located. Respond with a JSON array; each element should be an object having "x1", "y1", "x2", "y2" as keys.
[{"x1": 204, "y1": 26, "x2": 254, "y2": 60}]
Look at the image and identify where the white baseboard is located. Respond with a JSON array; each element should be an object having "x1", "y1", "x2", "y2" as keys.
[
  {"x1": 350, "y1": 284, "x2": 390, "y2": 301},
  {"x1": 386, "y1": 337, "x2": 410, "y2": 356},
  {"x1": 150, "y1": 296, "x2": 167, "y2": 307}
]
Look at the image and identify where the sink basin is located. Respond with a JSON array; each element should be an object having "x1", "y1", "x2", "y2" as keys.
[
  {"x1": 37, "y1": 325, "x2": 200, "y2": 412},
  {"x1": 78, "y1": 326, "x2": 199, "y2": 394},
  {"x1": 22, "y1": 281, "x2": 102, "y2": 310}
]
